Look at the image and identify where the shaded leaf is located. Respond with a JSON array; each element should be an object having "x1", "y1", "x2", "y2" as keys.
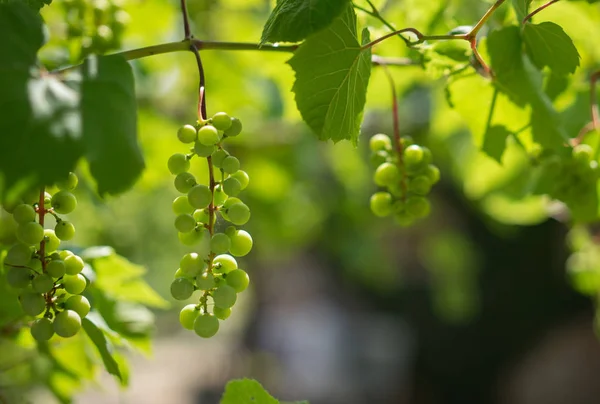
[
  {"x1": 483, "y1": 125, "x2": 510, "y2": 163},
  {"x1": 82, "y1": 317, "x2": 122, "y2": 381},
  {"x1": 511, "y1": 0, "x2": 531, "y2": 22},
  {"x1": 523, "y1": 21, "x2": 580, "y2": 75},
  {"x1": 221, "y1": 379, "x2": 279, "y2": 404}
]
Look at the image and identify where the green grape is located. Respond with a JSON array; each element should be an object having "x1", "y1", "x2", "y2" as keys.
[
  {"x1": 46, "y1": 259, "x2": 66, "y2": 278},
  {"x1": 168, "y1": 153, "x2": 190, "y2": 175},
  {"x1": 421, "y1": 147, "x2": 433, "y2": 165},
  {"x1": 55, "y1": 221, "x2": 76, "y2": 241},
  {"x1": 62, "y1": 274, "x2": 87, "y2": 294},
  {"x1": 211, "y1": 233, "x2": 231, "y2": 254},
  {"x1": 53, "y1": 310, "x2": 82, "y2": 338},
  {"x1": 28, "y1": 258, "x2": 42, "y2": 272},
  {"x1": 173, "y1": 196, "x2": 194, "y2": 215},
  {"x1": 371, "y1": 151, "x2": 389, "y2": 166},
  {"x1": 370, "y1": 192, "x2": 393, "y2": 217},
  {"x1": 21, "y1": 189, "x2": 41, "y2": 205},
  {"x1": 194, "y1": 142, "x2": 217, "y2": 157},
  {"x1": 213, "y1": 254, "x2": 238, "y2": 273},
  {"x1": 231, "y1": 170, "x2": 250, "y2": 190},
  {"x1": 223, "y1": 197, "x2": 242, "y2": 209},
  {"x1": 64, "y1": 254, "x2": 84, "y2": 275},
  {"x1": 224, "y1": 226, "x2": 237, "y2": 238},
  {"x1": 196, "y1": 272, "x2": 215, "y2": 290},
  {"x1": 170, "y1": 278, "x2": 195, "y2": 300},
  {"x1": 404, "y1": 145, "x2": 425, "y2": 168},
  {"x1": 227, "y1": 203, "x2": 251, "y2": 225},
  {"x1": 31, "y1": 318, "x2": 54, "y2": 341},
  {"x1": 213, "y1": 306, "x2": 231, "y2": 320},
  {"x1": 212, "y1": 285, "x2": 237, "y2": 309},
  {"x1": 180, "y1": 253, "x2": 205, "y2": 276},
  {"x1": 178, "y1": 228, "x2": 205, "y2": 246},
  {"x1": 174, "y1": 172, "x2": 197, "y2": 193},
  {"x1": 188, "y1": 184, "x2": 212, "y2": 209},
  {"x1": 175, "y1": 214, "x2": 196, "y2": 233},
  {"x1": 222, "y1": 177, "x2": 242, "y2": 197},
  {"x1": 5, "y1": 244, "x2": 33, "y2": 266},
  {"x1": 369, "y1": 134, "x2": 392, "y2": 152},
  {"x1": 573, "y1": 144, "x2": 594, "y2": 163},
  {"x1": 214, "y1": 185, "x2": 228, "y2": 206},
  {"x1": 405, "y1": 196, "x2": 431, "y2": 218},
  {"x1": 408, "y1": 176, "x2": 432, "y2": 195},
  {"x1": 174, "y1": 268, "x2": 191, "y2": 279},
  {"x1": 193, "y1": 209, "x2": 210, "y2": 224},
  {"x1": 197, "y1": 125, "x2": 220, "y2": 146},
  {"x1": 211, "y1": 112, "x2": 232, "y2": 131},
  {"x1": 57, "y1": 172, "x2": 78, "y2": 191},
  {"x1": 223, "y1": 117, "x2": 242, "y2": 137},
  {"x1": 394, "y1": 210, "x2": 415, "y2": 227},
  {"x1": 221, "y1": 156, "x2": 240, "y2": 174},
  {"x1": 179, "y1": 304, "x2": 199, "y2": 330},
  {"x1": 6, "y1": 267, "x2": 31, "y2": 289},
  {"x1": 375, "y1": 162, "x2": 401, "y2": 187},
  {"x1": 425, "y1": 164, "x2": 440, "y2": 185},
  {"x1": 44, "y1": 192, "x2": 52, "y2": 209},
  {"x1": 211, "y1": 149, "x2": 230, "y2": 168},
  {"x1": 51, "y1": 191, "x2": 77, "y2": 214},
  {"x1": 32, "y1": 274, "x2": 54, "y2": 293},
  {"x1": 17, "y1": 222, "x2": 45, "y2": 245},
  {"x1": 177, "y1": 124, "x2": 197, "y2": 144},
  {"x1": 64, "y1": 295, "x2": 90, "y2": 318},
  {"x1": 20, "y1": 292, "x2": 46, "y2": 316},
  {"x1": 229, "y1": 230, "x2": 253, "y2": 257},
  {"x1": 44, "y1": 229, "x2": 61, "y2": 252},
  {"x1": 226, "y1": 269, "x2": 249, "y2": 293},
  {"x1": 12, "y1": 204, "x2": 36, "y2": 224},
  {"x1": 194, "y1": 313, "x2": 219, "y2": 338},
  {"x1": 400, "y1": 136, "x2": 414, "y2": 148}
]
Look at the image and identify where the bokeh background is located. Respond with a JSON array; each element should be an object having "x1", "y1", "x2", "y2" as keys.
[{"x1": 20, "y1": 0, "x2": 600, "y2": 403}]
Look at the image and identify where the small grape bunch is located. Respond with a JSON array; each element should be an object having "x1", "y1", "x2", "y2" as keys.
[
  {"x1": 3, "y1": 172, "x2": 91, "y2": 341},
  {"x1": 168, "y1": 112, "x2": 252, "y2": 338},
  {"x1": 369, "y1": 133, "x2": 440, "y2": 226}
]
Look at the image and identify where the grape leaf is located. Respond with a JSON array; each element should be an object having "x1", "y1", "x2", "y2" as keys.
[
  {"x1": 511, "y1": 0, "x2": 530, "y2": 22},
  {"x1": 82, "y1": 318, "x2": 122, "y2": 382},
  {"x1": 80, "y1": 55, "x2": 144, "y2": 195},
  {"x1": 483, "y1": 125, "x2": 510, "y2": 163},
  {"x1": 288, "y1": 5, "x2": 371, "y2": 144},
  {"x1": 523, "y1": 21, "x2": 580, "y2": 76},
  {"x1": 221, "y1": 379, "x2": 279, "y2": 404},
  {"x1": 261, "y1": 0, "x2": 349, "y2": 44}
]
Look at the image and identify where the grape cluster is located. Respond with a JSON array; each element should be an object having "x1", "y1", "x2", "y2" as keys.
[
  {"x1": 548, "y1": 144, "x2": 600, "y2": 205},
  {"x1": 168, "y1": 112, "x2": 252, "y2": 338},
  {"x1": 369, "y1": 133, "x2": 440, "y2": 226},
  {"x1": 3, "y1": 173, "x2": 90, "y2": 341},
  {"x1": 62, "y1": 0, "x2": 130, "y2": 55}
]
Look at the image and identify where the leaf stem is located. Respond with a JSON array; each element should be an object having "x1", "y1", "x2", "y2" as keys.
[
  {"x1": 354, "y1": 0, "x2": 411, "y2": 45},
  {"x1": 180, "y1": 0, "x2": 192, "y2": 39},
  {"x1": 522, "y1": 0, "x2": 560, "y2": 24},
  {"x1": 361, "y1": 28, "x2": 466, "y2": 50},
  {"x1": 467, "y1": 0, "x2": 507, "y2": 39},
  {"x1": 592, "y1": 70, "x2": 600, "y2": 132},
  {"x1": 37, "y1": 188, "x2": 46, "y2": 272},
  {"x1": 485, "y1": 87, "x2": 499, "y2": 135}
]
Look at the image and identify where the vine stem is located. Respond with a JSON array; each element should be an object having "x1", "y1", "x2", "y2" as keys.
[
  {"x1": 37, "y1": 188, "x2": 46, "y2": 273},
  {"x1": 522, "y1": 0, "x2": 560, "y2": 24},
  {"x1": 467, "y1": 0, "x2": 507, "y2": 38},
  {"x1": 592, "y1": 70, "x2": 600, "y2": 132},
  {"x1": 361, "y1": 28, "x2": 466, "y2": 50},
  {"x1": 180, "y1": 0, "x2": 192, "y2": 39}
]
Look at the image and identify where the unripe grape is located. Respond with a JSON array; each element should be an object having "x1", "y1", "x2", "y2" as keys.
[
  {"x1": 188, "y1": 184, "x2": 212, "y2": 209},
  {"x1": 194, "y1": 313, "x2": 219, "y2": 338},
  {"x1": 374, "y1": 163, "x2": 400, "y2": 187},
  {"x1": 212, "y1": 285, "x2": 237, "y2": 309},
  {"x1": 213, "y1": 254, "x2": 238, "y2": 274},
  {"x1": 573, "y1": 144, "x2": 594, "y2": 163},
  {"x1": 408, "y1": 176, "x2": 432, "y2": 195},
  {"x1": 180, "y1": 253, "x2": 205, "y2": 276},
  {"x1": 6, "y1": 267, "x2": 31, "y2": 289},
  {"x1": 226, "y1": 269, "x2": 249, "y2": 293},
  {"x1": 214, "y1": 185, "x2": 228, "y2": 206},
  {"x1": 211, "y1": 112, "x2": 232, "y2": 131},
  {"x1": 57, "y1": 172, "x2": 78, "y2": 191},
  {"x1": 370, "y1": 192, "x2": 393, "y2": 217},
  {"x1": 226, "y1": 203, "x2": 250, "y2": 225},
  {"x1": 177, "y1": 124, "x2": 197, "y2": 144},
  {"x1": 211, "y1": 149, "x2": 230, "y2": 168},
  {"x1": 43, "y1": 192, "x2": 52, "y2": 209},
  {"x1": 404, "y1": 145, "x2": 425, "y2": 168},
  {"x1": 405, "y1": 196, "x2": 431, "y2": 218},
  {"x1": 55, "y1": 221, "x2": 76, "y2": 241},
  {"x1": 196, "y1": 272, "x2": 215, "y2": 290},
  {"x1": 17, "y1": 222, "x2": 45, "y2": 245},
  {"x1": 213, "y1": 306, "x2": 231, "y2": 320},
  {"x1": 223, "y1": 117, "x2": 242, "y2": 137},
  {"x1": 64, "y1": 254, "x2": 84, "y2": 275},
  {"x1": 231, "y1": 170, "x2": 249, "y2": 190},
  {"x1": 394, "y1": 210, "x2": 415, "y2": 227},
  {"x1": 179, "y1": 304, "x2": 199, "y2": 330},
  {"x1": 221, "y1": 156, "x2": 240, "y2": 174},
  {"x1": 64, "y1": 295, "x2": 91, "y2": 318},
  {"x1": 222, "y1": 177, "x2": 242, "y2": 197},
  {"x1": 225, "y1": 226, "x2": 237, "y2": 238},
  {"x1": 175, "y1": 214, "x2": 196, "y2": 233},
  {"x1": 178, "y1": 228, "x2": 205, "y2": 246},
  {"x1": 20, "y1": 292, "x2": 46, "y2": 316},
  {"x1": 425, "y1": 164, "x2": 440, "y2": 185},
  {"x1": 5, "y1": 243, "x2": 33, "y2": 266},
  {"x1": 194, "y1": 142, "x2": 216, "y2": 157},
  {"x1": 28, "y1": 258, "x2": 42, "y2": 272},
  {"x1": 211, "y1": 233, "x2": 231, "y2": 255},
  {"x1": 174, "y1": 172, "x2": 197, "y2": 193},
  {"x1": 401, "y1": 136, "x2": 414, "y2": 148},
  {"x1": 44, "y1": 229, "x2": 61, "y2": 252},
  {"x1": 173, "y1": 196, "x2": 194, "y2": 215},
  {"x1": 197, "y1": 125, "x2": 220, "y2": 146},
  {"x1": 62, "y1": 274, "x2": 87, "y2": 294},
  {"x1": 46, "y1": 260, "x2": 66, "y2": 278},
  {"x1": 170, "y1": 277, "x2": 195, "y2": 300},
  {"x1": 12, "y1": 204, "x2": 36, "y2": 224},
  {"x1": 421, "y1": 147, "x2": 433, "y2": 165},
  {"x1": 369, "y1": 134, "x2": 392, "y2": 152},
  {"x1": 59, "y1": 250, "x2": 74, "y2": 260},
  {"x1": 51, "y1": 191, "x2": 77, "y2": 214},
  {"x1": 229, "y1": 230, "x2": 253, "y2": 257},
  {"x1": 371, "y1": 151, "x2": 388, "y2": 166},
  {"x1": 193, "y1": 209, "x2": 210, "y2": 224},
  {"x1": 32, "y1": 273, "x2": 54, "y2": 293},
  {"x1": 168, "y1": 153, "x2": 190, "y2": 175},
  {"x1": 31, "y1": 318, "x2": 54, "y2": 341},
  {"x1": 53, "y1": 310, "x2": 82, "y2": 337}
]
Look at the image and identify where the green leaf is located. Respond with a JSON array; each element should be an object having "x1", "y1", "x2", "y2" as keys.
[
  {"x1": 221, "y1": 379, "x2": 279, "y2": 404},
  {"x1": 261, "y1": 0, "x2": 349, "y2": 44},
  {"x1": 82, "y1": 317, "x2": 122, "y2": 381},
  {"x1": 523, "y1": 21, "x2": 580, "y2": 76},
  {"x1": 80, "y1": 55, "x2": 144, "y2": 195},
  {"x1": 288, "y1": 6, "x2": 371, "y2": 144},
  {"x1": 483, "y1": 125, "x2": 510, "y2": 163},
  {"x1": 511, "y1": 0, "x2": 530, "y2": 22},
  {"x1": 0, "y1": 2, "x2": 44, "y2": 65}
]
